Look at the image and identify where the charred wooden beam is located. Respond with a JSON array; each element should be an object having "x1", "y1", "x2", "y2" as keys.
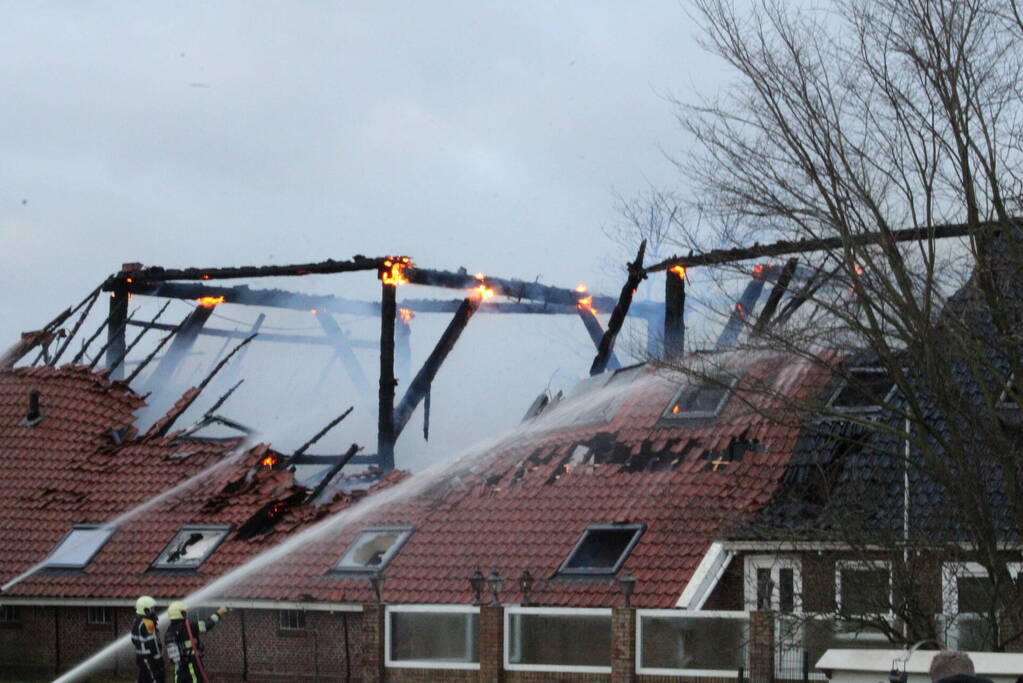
[
  {"x1": 145, "y1": 305, "x2": 216, "y2": 388},
  {"x1": 124, "y1": 319, "x2": 186, "y2": 384},
  {"x1": 406, "y1": 267, "x2": 616, "y2": 310},
  {"x1": 0, "y1": 306, "x2": 73, "y2": 369},
  {"x1": 204, "y1": 379, "x2": 244, "y2": 417},
  {"x1": 646, "y1": 219, "x2": 989, "y2": 273},
  {"x1": 116, "y1": 279, "x2": 663, "y2": 317},
  {"x1": 70, "y1": 314, "x2": 113, "y2": 366},
  {"x1": 153, "y1": 333, "x2": 257, "y2": 438},
  {"x1": 129, "y1": 320, "x2": 338, "y2": 346},
  {"x1": 220, "y1": 313, "x2": 264, "y2": 389},
  {"x1": 106, "y1": 289, "x2": 130, "y2": 379},
  {"x1": 316, "y1": 311, "x2": 370, "y2": 393},
  {"x1": 716, "y1": 275, "x2": 769, "y2": 349},
  {"x1": 282, "y1": 407, "x2": 355, "y2": 470},
  {"x1": 109, "y1": 255, "x2": 389, "y2": 283},
  {"x1": 576, "y1": 305, "x2": 621, "y2": 370},
  {"x1": 664, "y1": 266, "x2": 686, "y2": 358},
  {"x1": 590, "y1": 241, "x2": 647, "y2": 376},
  {"x1": 50, "y1": 284, "x2": 104, "y2": 366},
  {"x1": 108, "y1": 301, "x2": 171, "y2": 374},
  {"x1": 304, "y1": 443, "x2": 361, "y2": 504},
  {"x1": 751, "y1": 258, "x2": 799, "y2": 338},
  {"x1": 392, "y1": 296, "x2": 479, "y2": 440},
  {"x1": 88, "y1": 307, "x2": 140, "y2": 371},
  {"x1": 378, "y1": 282, "x2": 398, "y2": 472},
  {"x1": 289, "y1": 452, "x2": 380, "y2": 467}
]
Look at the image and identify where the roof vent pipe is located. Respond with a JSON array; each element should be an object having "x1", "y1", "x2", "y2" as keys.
[{"x1": 22, "y1": 390, "x2": 42, "y2": 425}]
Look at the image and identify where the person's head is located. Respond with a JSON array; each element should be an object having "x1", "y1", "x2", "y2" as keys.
[
  {"x1": 930, "y1": 651, "x2": 975, "y2": 681},
  {"x1": 167, "y1": 601, "x2": 187, "y2": 620},
  {"x1": 135, "y1": 595, "x2": 156, "y2": 618}
]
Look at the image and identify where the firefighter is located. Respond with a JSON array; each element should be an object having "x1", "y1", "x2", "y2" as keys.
[
  {"x1": 164, "y1": 600, "x2": 229, "y2": 683},
  {"x1": 131, "y1": 595, "x2": 165, "y2": 683}
]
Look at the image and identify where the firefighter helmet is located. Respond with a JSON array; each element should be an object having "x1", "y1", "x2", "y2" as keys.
[
  {"x1": 168, "y1": 600, "x2": 187, "y2": 620},
  {"x1": 135, "y1": 595, "x2": 156, "y2": 616}
]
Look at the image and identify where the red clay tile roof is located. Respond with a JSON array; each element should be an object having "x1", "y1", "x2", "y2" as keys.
[
  {"x1": 224, "y1": 356, "x2": 830, "y2": 608},
  {"x1": 0, "y1": 356, "x2": 829, "y2": 609}
]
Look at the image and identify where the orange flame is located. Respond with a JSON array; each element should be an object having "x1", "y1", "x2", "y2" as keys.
[
  {"x1": 200, "y1": 275, "x2": 210, "y2": 280},
  {"x1": 399, "y1": 308, "x2": 414, "y2": 323},
  {"x1": 753, "y1": 264, "x2": 767, "y2": 279},
  {"x1": 672, "y1": 404, "x2": 681, "y2": 414},
  {"x1": 475, "y1": 272, "x2": 485, "y2": 280},
  {"x1": 471, "y1": 284, "x2": 495, "y2": 301},
  {"x1": 197, "y1": 296, "x2": 225, "y2": 307},
  {"x1": 576, "y1": 295, "x2": 597, "y2": 315},
  {"x1": 670, "y1": 265, "x2": 686, "y2": 278},
  {"x1": 575, "y1": 284, "x2": 588, "y2": 293},
  {"x1": 380, "y1": 257, "x2": 411, "y2": 286},
  {"x1": 261, "y1": 455, "x2": 276, "y2": 468},
  {"x1": 310, "y1": 308, "x2": 318, "y2": 315}
]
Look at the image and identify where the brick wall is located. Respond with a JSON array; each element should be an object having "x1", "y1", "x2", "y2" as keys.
[
  {"x1": 0, "y1": 605, "x2": 361, "y2": 682},
  {"x1": 748, "y1": 610, "x2": 774, "y2": 683}
]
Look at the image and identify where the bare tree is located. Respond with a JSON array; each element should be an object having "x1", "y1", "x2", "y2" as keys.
[{"x1": 659, "y1": 0, "x2": 1023, "y2": 651}]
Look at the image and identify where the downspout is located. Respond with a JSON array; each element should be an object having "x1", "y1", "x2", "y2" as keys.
[
  {"x1": 239, "y1": 608, "x2": 249, "y2": 681},
  {"x1": 904, "y1": 416, "x2": 911, "y2": 640},
  {"x1": 53, "y1": 607, "x2": 60, "y2": 676},
  {"x1": 342, "y1": 612, "x2": 351, "y2": 683}
]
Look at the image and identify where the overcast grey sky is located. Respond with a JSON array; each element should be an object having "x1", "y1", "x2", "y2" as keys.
[{"x1": 0, "y1": 2, "x2": 728, "y2": 466}]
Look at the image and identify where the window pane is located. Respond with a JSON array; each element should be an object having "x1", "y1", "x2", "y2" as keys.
[
  {"x1": 390, "y1": 612, "x2": 478, "y2": 663},
  {"x1": 154, "y1": 528, "x2": 228, "y2": 568},
  {"x1": 563, "y1": 528, "x2": 639, "y2": 571},
  {"x1": 336, "y1": 529, "x2": 411, "y2": 570},
  {"x1": 45, "y1": 527, "x2": 115, "y2": 568},
  {"x1": 756, "y1": 568, "x2": 772, "y2": 610},
  {"x1": 832, "y1": 370, "x2": 893, "y2": 409},
  {"x1": 640, "y1": 616, "x2": 747, "y2": 671},
  {"x1": 509, "y1": 613, "x2": 611, "y2": 668},
  {"x1": 841, "y1": 569, "x2": 889, "y2": 614},
  {"x1": 957, "y1": 577, "x2": 992, "y2": 614},
  {"x1": 779, "y1": 568, "x2": 795, "y2": 613}
]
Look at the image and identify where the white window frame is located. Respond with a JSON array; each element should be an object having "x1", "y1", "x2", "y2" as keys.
[
  {"x1": 332, "y1": 526, "x2": 413, "y2": 574},
  {"x1": 43, "y1": 525, "x2": 117, "y2": 570},
  {"x1": 278, "y1": 609, "x2": 306, "y2": 631},
  {"x1": 151, "y1": 524, "x2": 231, "y2": 570},
  {"x1": 827, "y1": 367, "x2": 896, "y2": 413},
  {"x1": 504, "y1": 606, "x2": 612, "y2": 674},
  {"x1": 744, "y1": 555, "x2": 802, "y2": 612},
  {"x1": 941, "y1": 561, "x2": 1023, "y2": 649},
  {"x1": 384, "y1": 604, "x2": 480, "y2": 671},
  {"x1": 86, "y1": 606, "x2": 114, "y2": 625},
  {"x1": 635, "y1": 609, "x2": 749, "y2": 677},
  {"x1": 662, "y1": 378, "x2": 736, "y2": 420},
  {"x1": 835, "y1": 560, "x2": 893, "y2": 618}
]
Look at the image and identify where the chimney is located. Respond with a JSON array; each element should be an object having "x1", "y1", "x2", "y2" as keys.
[{"x1": 22, "y1": 390, "x2": 42, "y2": 425}]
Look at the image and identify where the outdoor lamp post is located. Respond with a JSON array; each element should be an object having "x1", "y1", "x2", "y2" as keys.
[
  {"x1": 616, "y1": 572, "x2": 636, "y2": 608},
  {"x1": 488, "y1": 570, "x2": 503, "y2": 606},
  {"x1": 469, "y1": 569, "x2": 485, "y2": 605},
  {"x1": 518, "y1": 570, "x2": 535, "y2": 606},
  {"x1": 369, "y1": 573, "x2": 387, "y2": 604}
]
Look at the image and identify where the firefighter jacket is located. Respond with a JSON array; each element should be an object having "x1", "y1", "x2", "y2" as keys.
[
  {"x1": 130, "y1": 614, "x2": 165, "y2": 682},
  {"x1": 165, "y1": 613, "x2": 221, "y2": 683}
]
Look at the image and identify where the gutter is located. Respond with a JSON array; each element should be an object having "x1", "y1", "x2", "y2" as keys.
[{"x1": 0, "y1": 597, "x2": 362, "y2": 612}]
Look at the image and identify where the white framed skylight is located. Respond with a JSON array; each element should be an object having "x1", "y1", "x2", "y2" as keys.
[
  {"x1": 332, "y1": 526, "x2": 414, "y2": 573},
  {"x1": 828, "y1": 367, "x2": 896, "y2": 412},
  {"x1": 42, "y1": 525, "x2": 116, "y2": 569},
  {"x1": 663, "y1": 378, "x2": 734, "y2": 420},
  {"x1": 557, "y1": 524, "x2": 644, "y2": 576},
  {"x1": 152, "y1": 525, "x2": 231, "y2": 570}
]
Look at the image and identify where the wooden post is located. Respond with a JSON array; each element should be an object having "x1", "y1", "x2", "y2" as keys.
[
  {"x1": 664, "y1": 266, "x2": 685, "y2": 358},
  {"x1": 378, "y1": 282, "x2": 397, "y2": 472},
  {"x1": 577, "y1": 305, "x2": 621, "y2": 369},
  {"x1": 395, "y1": 309, "x2": 412, "y2": 386},
  {"x1": 145, "y1": 304, "x2": 216, "y2": 387},
  {"x1": 590, "y1": 240, "x2": 647, "y2": 376},
  {"x1": 752, "y1": 258, "x2": 798, "y2": 337},
  {"x1": 392, "y1": 296, "x2": 479, "y2": 440},
  {"x1": 106, "y1": 288, "x2": 129, "y2": 379}
]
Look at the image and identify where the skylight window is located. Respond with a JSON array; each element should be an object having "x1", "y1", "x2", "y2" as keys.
[
  {"x1": 152, "y1": 525, "x2": 231, "y2": 570},
  {"x1": 663, "y1": 378, "x2": 732, "y2": 420},
  {"x1": 43, "y1": 525, "x2": 116, "y2": 569},
  {"x1": 558, "y1": 524, "x2": 644, "y2": 575},
  {"x1": 332, "y1": 526, "x2": 413, "y2": 573},
  {"x1": 829, "y1": 367, "x2": 895, "y2": 412}
]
